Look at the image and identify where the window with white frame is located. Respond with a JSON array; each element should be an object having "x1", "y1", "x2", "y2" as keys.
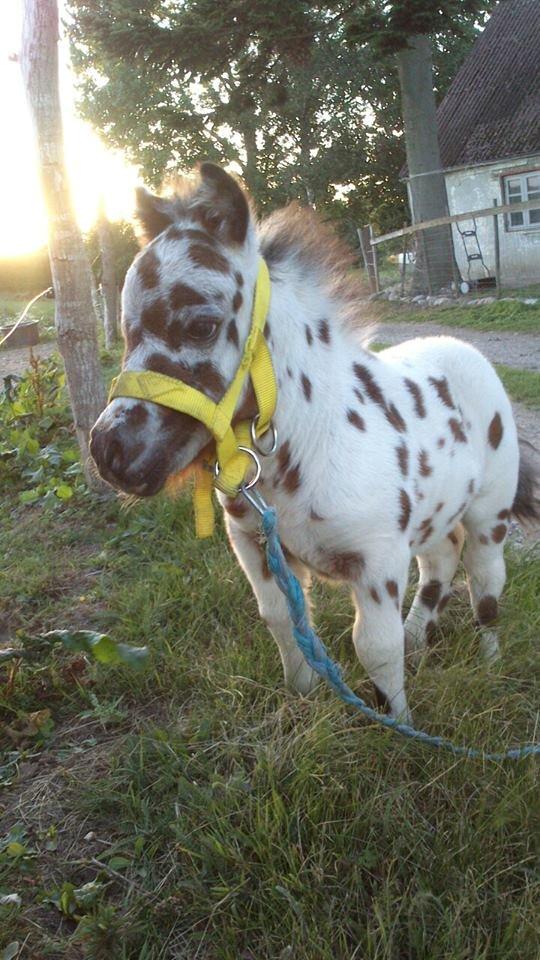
[{"x1": 504, "y1": 171, "x2": 540, "y2": 229}]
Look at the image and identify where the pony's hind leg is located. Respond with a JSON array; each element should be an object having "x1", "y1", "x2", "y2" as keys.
[
  {"x1": 405, "y1": 523, "x2": 465, "y2": 667},
  {"x1": 462, "y1": 511, "x2": 509, "y2": 662},
  {"x1": 225, "y1": 515, "x2": 318, "y2": 695}
]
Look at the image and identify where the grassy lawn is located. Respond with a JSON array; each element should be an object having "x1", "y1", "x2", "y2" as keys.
[
  {"x1": 1, "y1": 359, "x2": 539, "y2": 958},
  {"x1": 380, "y1": 298, "x2": 540, "y2": 334},
  {"x1": 495, "y1": 365, "x2": 540, "y2": 409}
]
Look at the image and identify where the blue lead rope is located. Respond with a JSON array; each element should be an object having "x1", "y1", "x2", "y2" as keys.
[{"x1": 260, "y1": 506, "x2": 539, "y2": 762}]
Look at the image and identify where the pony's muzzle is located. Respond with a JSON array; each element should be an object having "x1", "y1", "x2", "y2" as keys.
[{"x1": 90, "y1": 410, "x2": 164, "y2": 496}]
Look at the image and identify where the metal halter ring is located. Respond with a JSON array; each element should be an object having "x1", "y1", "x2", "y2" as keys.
[
  {"x1": 214, "y1": 446, "x2": 262, "y2": 491},
  {"x1": 250, "y1": 416, "x2": 278, "y2": 457}
]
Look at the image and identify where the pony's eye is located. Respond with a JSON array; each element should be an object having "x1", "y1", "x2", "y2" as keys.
[{"x1": 185, "y1": 319, "x2": 219, "y2": 343}]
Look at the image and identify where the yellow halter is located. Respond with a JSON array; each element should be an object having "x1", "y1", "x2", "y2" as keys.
[{"x1": 108, "y1": 258, "x2": 276, "y2": 538}]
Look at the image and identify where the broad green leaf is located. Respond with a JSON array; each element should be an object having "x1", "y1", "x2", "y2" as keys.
[
  {"x1": 42, "y1": 630, "x2": 149, "y2": 670},
  {"x1": 55, "y1": 484, "x2": 73, "y2": 500},
  {"x1": 6, "y1": 842, "x2": 26, "y2": 858},
  {"x1": 18, "y1": 489, "x2": 39, "y2": 504}
]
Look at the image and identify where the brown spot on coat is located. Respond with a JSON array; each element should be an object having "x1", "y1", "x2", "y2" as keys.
[
  {"x1": 396, "y1": 442, "x2": 409, "y2": 477},
  {"x1": 385, "y1": 403, "x2": 407, "y2": 433},
  {"x1": 498, "y1": 508, "x2": 511, "y2": 520},
  {"x1": 347, "y1": 409, "x2": 366, "y2": 431},
  {"x1": 491, "y1": 523, "x2": 507, "y2": 543},
  {"x1": 479, "y1": 534, "x2": 489, "y2": 545},
  {"x1": 145, "y1": 353, "x2": 225, "y2": 399},
  {"x1": 234, "y1": 271, "x2": 244, "y2": 287},
  {"x1": 277, "y1": 441, "x2": 291, "y2": 474},
  {"x1": 449, "y1": 418, "x2": 467, "y2": 443},
  {"x1": 468, "y1": 479, "x2": 475, "y2": 494},
  {"x1": 398, "y1": 489, "x2": 411, "y2": 531},
  {"x1": 447, "y1": 530, "x2": 459, "y2": 546},
  {"x1": 284, "y1": 463, "x2": 302, "y2": 493},
  {"x1": 477, "y1": 595, "x2": 498, "y2": 626},
  {"x1": 435, "y1": 501, "x2": 444, "y2": 513},
  {"x1": 437, "y1": 437, "x2": 446, "y2": 448},
  {"x1": 353, "y1": 387, "x2": 365, "y2": 405},
  {"x1": 370, "y1": 587, "x2": 381, "y2": 604},
  {"x1": 419, "y1": 523, "x2": 434, "y2": 545},
  {"x1": 310, "y1": 508, "x2": 324, "y2": 521},
  {"x1": 305, "y1": 325, "x2": 313, "y2": 346},
  {"x1": 447, "y1": 501, "x2": 467, "y2": 525},
  {"x1": 385, "y1": 580, "x2": 399, "y2": 606},
  {"x1": 420, "y1": 579, "x2": 442, "y2": 610},
  {"x1": 225, "y1": 497, "x2": 248, "y2": 518},
  {"x1": 301, "y1": 373, "x2": 312, "y2": 402},
  {"x1": 189, "y1": 243, "x2": 230, "y2": 274},
  {"x1": 226, "y1": 318, "x2": 239, "y2": 348},
  {"x1": 429, "y1": 375, "x2": 455, "y2": 409},
  {"x1": 137, "y1": 248, "x2": 160, "y2": 289},
  {"x1": 418, "y1": 449, "x2": 432, "y2": 476},
  {"x1": 425, "y1": 621, "x2": 438, "y2": 646},
  {"x1": 232, "y1": 290, "x2": 243, "y2": 312},
  {"x1": 318, "y1": 319, "x2": 331, "y2": 343},
  {"x1": 354, "y1": 363, "x2": 406, "y2": 433},
  {"x1": 324, "y1": 551, "x2": 365, "y2": 580},
  {"x1": 404, "y1": 378, "x2": 426, "y2": 417},
  {"x1": 169, "y1": 282, "x2": 206, "y2": 312},
  {"x1": 141, "y1": 298, "x2": 169, "y2": 339},
  {"x1": 488, "y1": 412, "x2": 503, "y2": 449},
  {"x1": 127, "y1": 403, "x2": 149, "y2": 427}
]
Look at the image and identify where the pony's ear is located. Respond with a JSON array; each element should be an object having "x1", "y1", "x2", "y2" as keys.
[
  {"x1": 135, "y1": 186, "x2": 174, "y2": 245},
  {"x1": 196, "y1": 162, "x2": 250, "y2": 244}
]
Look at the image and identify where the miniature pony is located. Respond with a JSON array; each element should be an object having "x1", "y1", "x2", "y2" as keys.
[{"x1": 90, "y1": 163, "x2": 537, "y2": 720}]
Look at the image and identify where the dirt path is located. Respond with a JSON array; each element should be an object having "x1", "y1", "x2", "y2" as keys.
[
  {"x1": 0, "y1": 341, "x2": 57, "y2": 380},
  {"x1": 378, "y1": 320, "x2": 540, "y2": 370}
]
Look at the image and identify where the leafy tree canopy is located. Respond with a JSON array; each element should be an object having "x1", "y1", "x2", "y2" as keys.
[{"x1": 67, "y1": 0, "x2": 494, "y2": 232}]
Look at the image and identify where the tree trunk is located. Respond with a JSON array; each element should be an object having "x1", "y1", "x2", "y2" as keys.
[
  {"x1": 397, "y1": 34, "x2": 458, "y2": 294},
  {"x1": 97, "y1": 200, "x2": 118, "y2": 349},
  {"x1": 20, "y1": 0, "x2": 106, "y2": 484}
]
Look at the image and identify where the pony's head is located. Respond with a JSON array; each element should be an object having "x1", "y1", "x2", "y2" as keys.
[{"x1": 90, "y1": 163, "x2": 258, "y2": 496}]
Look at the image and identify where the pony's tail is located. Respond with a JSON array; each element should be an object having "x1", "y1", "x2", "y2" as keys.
[{"x1": 512, "y1": 441, "x2": 540, "y2": 525}]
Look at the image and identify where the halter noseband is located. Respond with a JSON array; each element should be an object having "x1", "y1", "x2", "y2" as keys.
[{"x1": 108, "y1": 258, "x2": 276, "y2": 537}]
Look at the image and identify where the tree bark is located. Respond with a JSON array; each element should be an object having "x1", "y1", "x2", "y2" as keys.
[
  {"x1": 20, "y1": 0, "x2": 106, "y2": 483},
  {"x1": 97, "y1": 200, "x2": 118, "y2": 349},
  {"x1": 397, "y1": 34, "x2": 458, "y2": 293}
]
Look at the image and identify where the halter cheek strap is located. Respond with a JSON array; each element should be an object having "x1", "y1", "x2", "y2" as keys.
[{"x1": 108, "y1": 258, "x2": 276, "y2": 538}]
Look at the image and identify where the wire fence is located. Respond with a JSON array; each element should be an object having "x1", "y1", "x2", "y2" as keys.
[{"x1": 359, "y1": 198, "x2": 540, "y2": 302}]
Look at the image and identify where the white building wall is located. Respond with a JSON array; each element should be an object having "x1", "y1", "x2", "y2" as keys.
[{"x1": 444, "y1": 154, "x2": 540, "y2": 287}]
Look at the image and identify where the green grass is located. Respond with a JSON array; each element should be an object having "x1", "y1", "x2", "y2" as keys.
[
  {"x1": 1, "y1": 481, "x2": 538, "y2": 958},
  {"x1": 495, "y1": 365, "x2": 540, "y2": 409},
  {"x1": 381, "y1": 298, "x2": 540, "y2": 334}
]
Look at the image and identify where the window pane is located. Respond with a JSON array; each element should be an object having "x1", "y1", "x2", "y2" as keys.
[
  {"x1": 529, "y1": 208, "x2": 540, "y2": 224},
  {"x1": 506, "y1": 178, "x2": 522, "y2": 200},
  {"x1": 526, "y1": 174, "x2": 540, "y2": 194},
  {"x1": 510, "y1": 212, "x2": 524, "y2": 226}
]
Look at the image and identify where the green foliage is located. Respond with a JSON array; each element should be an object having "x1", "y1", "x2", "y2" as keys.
[
  {"x1": 0, "y1": 355, "x2": 84, "y2": 505},
  {"x1": 67, "y1": 1, "x2": 491, "y2": 231},
  {"x1": 495, "y1": 365, "x2": 540, "y2": 409}
]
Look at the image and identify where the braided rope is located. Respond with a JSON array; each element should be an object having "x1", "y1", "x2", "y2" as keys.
[{"x1": 262, "y1": 507, "x2": 539, "y2": 761}]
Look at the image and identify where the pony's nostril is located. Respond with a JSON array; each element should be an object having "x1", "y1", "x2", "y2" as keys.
[{"x1": 106, "y1": 438, "x2": 124, "y2": 476}]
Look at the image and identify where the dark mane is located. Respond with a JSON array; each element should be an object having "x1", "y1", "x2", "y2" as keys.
[{"x1": 258, "y1": 202, "x2": 366, "y2": 318}]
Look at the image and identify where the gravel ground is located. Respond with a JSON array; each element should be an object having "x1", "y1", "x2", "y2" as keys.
[{"x1": 378, "y1": 320, "x2": 540, "y2": 370}]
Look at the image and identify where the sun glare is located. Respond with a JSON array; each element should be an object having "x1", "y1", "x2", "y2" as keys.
[{"x1": 0, "y1": 2, "x2": 139, "y2": 258}]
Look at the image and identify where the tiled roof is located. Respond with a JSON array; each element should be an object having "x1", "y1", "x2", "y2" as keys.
[{"x1": 437, "y1": 0, "x2": 540, "y2": 168}]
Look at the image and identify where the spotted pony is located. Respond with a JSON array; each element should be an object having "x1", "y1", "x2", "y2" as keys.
[{"x1": 90, "y1": 163, "x2": 538, "y2": 722}]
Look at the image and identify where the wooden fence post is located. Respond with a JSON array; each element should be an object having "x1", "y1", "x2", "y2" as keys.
[{"x1": 357, "y1": 225, "x2": 379, "y2": 294}]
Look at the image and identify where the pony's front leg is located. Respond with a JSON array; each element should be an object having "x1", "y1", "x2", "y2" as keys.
[
  {"x1": 225, "y1": 514, "x2": 318, "y2": 696},
  {"x1": 351, "y1": 571, "x2": 411, "y2": 724}
]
